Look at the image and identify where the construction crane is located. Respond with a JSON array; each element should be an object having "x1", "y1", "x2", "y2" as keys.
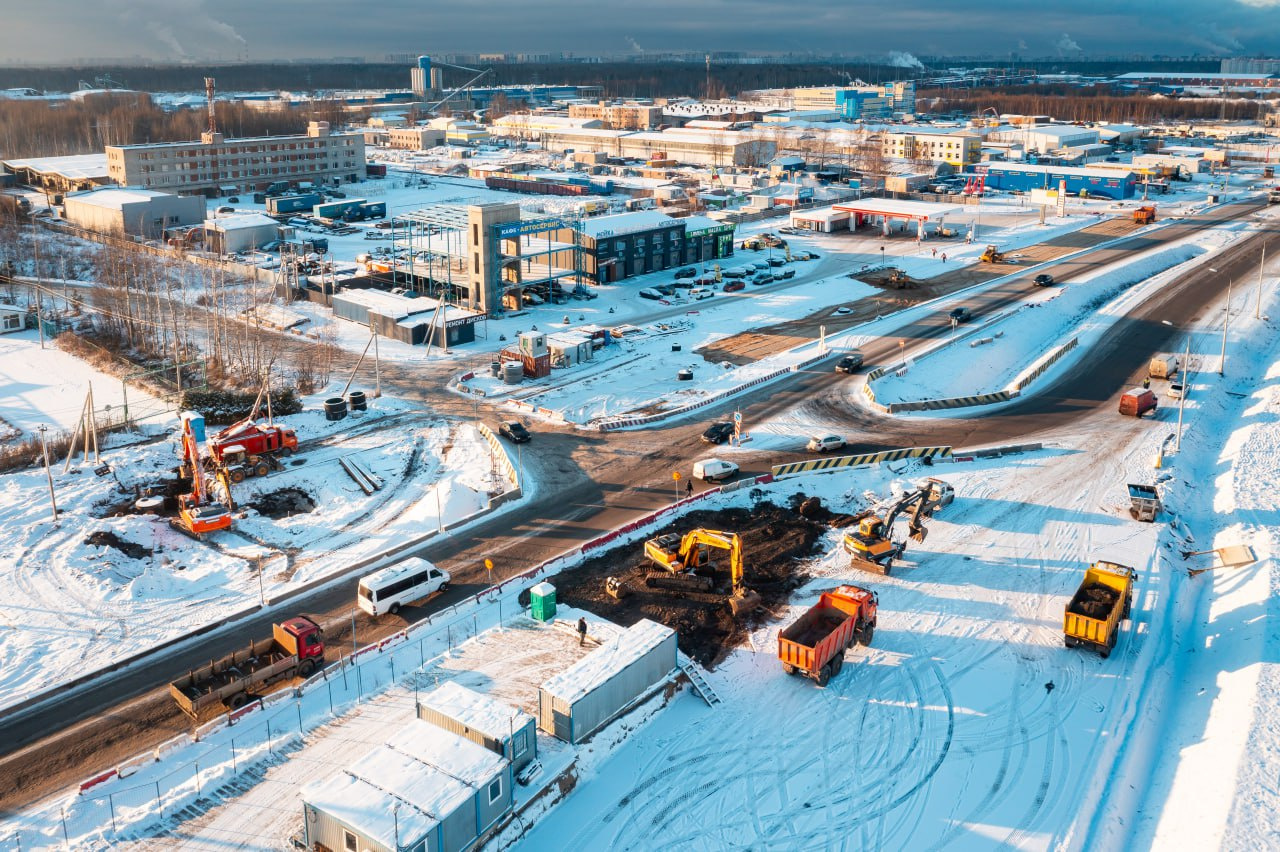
[
  {"x1": 842, "y1": 487, "x2": 935, "y2": 575},
  {"x1": 643, "y1": 529, "x2": 761, "y2": 615},
  {"x1": 175, "y1": 418, "x2": 232, "y2": 537}
]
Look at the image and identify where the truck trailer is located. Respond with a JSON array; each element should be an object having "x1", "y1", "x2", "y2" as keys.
[
  {"x1": 1064, "y1": 562, "x2": 1135, "y2": 658},
  {"x1": 168, "y1": 616, "x2": 325, "y2": 718},
  {"x1": 778, "y1": 585, "x2": 878, "y2": 686}
]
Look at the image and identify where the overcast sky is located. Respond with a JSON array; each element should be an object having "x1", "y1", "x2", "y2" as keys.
[{"x1": 1, "y1": 0, "x2": 1279, "y2": 64}]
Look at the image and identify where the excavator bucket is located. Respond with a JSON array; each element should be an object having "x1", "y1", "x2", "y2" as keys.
[
  {"x1": 909, "y1": 523, "x2": 929, "y2": 544},
  {"x1": 850, "y1": 555, "x2": 893, "y2": 576},
  {"x1": 729, "y1": 588, "x2": 762, "y2": 617}
]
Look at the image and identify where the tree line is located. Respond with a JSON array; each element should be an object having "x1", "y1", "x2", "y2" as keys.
[{"x1": 920, "y1": 85, "x2": 1272, "y2": 123}]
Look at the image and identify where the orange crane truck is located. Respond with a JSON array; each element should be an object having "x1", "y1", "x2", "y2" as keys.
[
  {"x1": 778, "y1": 585, "x2": 878, "y2": 686},
  {"x1": 169, "y1": 616, "x2": 325, "y2": 719}
]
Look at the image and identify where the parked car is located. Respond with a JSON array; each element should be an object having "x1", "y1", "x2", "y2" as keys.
[
  {"x1": 752, "y1": 273, "x2": 774, "y2": 285},
  {"x1": 721, "y1": 268, "x2": 748, "y2": 279},
  {"x1": 835, "y1": 351, "x2": 865, "y2": 373},
  {"x1": 701, "y1": 421, "x2": 735, "y2": 444},
  {"x1": 948, "y1": 306, "x2": 972, "y2": 323},
  {"x1": 807, "y1": 435, "x2": 847, "y2": 453},
  {"x1": 779, "y1": 269, "x2": 796, "y2": 279},
  {"x1": 1033, "y1": 273, "x2": 1055, "y2": 287},
  {"x1": 689, "y1": 287, "x2": 714, "y2": 300},
  {"x1": 498, "y1": 421, "x2": 531, "y2": 443},
  {"x1": 693, "y1": 458, "x2": 739, "y2": 482},
  {"x1": 639, "y1": 288, "x2": 664, "y2": 300},
  {"x1": 767, "y1": 257, "x2": 786, "y2": 267},
  {"x1": 695, "y1": 275, "x2": 717, "y2": 286},
  {"x1": 723, "y1": 280, "x2": 746, "y2": 292},
  {"x1": 1167, "y1": 381, "x2": 1185, "y2": 400},
  {"x1": 674, "y1": 267, "x2": 698, "y2": 279},
  {"x1": 834, "y1": 306, "x2": 853, "y2": 316},
  {"x1": 654, "y1": 284, "x2": 678, "y2": 296},
  {"x1": 1118, "y1": 387, "x2": 1158, "y2": 417},
  {"x1": 671, "y1": 279, "x2": 694, "y2": 289},
  {"x1": 750, "y1": 261, "x2": 770, "y2": 272}
]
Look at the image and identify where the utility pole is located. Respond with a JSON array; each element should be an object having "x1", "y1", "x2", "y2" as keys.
[
  {"x1": 38, "y1": 425, "x2": 58, "y2": 521},
  {"x1": 1220, "y1": 277, "x2": 1231, "y2": 376},
  {"x1": 1257, "y1": 243, "x2": 1266, "y2": 321}
]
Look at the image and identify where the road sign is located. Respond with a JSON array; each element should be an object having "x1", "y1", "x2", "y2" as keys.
[
  {"x1": 672, "y1": 471, "x2": 681, "y2": 481},
  {"x1": 733, "y1": 412, "x2": 742, "y2": 424}
]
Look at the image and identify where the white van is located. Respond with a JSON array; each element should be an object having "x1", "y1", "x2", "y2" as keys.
[
  {"x1": 693, "y1": 458, "x2": 739, "y2": 482},
  {"x1": 357, "y1": 557, "x2": 450, "y2": 616},
  {"x1": 689, "y1": 287, "x2": 714, "y2": 300}
]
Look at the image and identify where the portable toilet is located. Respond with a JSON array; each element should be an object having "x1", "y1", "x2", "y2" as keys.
[
  {"x1": 181, "y1": 410, "x2": 206, "y2": 443},
  {"x1": 529, "y1": 582, "x2": 556, "y2": 622}
]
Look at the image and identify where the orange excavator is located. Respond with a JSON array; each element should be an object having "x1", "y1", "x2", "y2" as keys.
[{"x1": 175, "y1": 417, "x2": 232, "y2": 536}]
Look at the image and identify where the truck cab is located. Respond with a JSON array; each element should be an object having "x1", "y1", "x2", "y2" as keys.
[{"x1": 276, "y1": 616, "x2": 325, "y2": 665}]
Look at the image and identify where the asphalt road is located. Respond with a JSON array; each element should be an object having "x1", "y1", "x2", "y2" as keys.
[{"x1": 0, "y1": 198, "x2": 1271, "y2": 813}]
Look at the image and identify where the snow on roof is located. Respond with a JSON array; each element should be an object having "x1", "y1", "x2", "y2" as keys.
[
  {"x1": 205, "y1": 212, "x2": 278, "y2": 231},
  {"x1": 578, "y1": 210, "x2": 682, "y2": 239},
  {"x1": 679, "y1": 214, "x2": 727, "y2": 232},
  {"x1": 832, "y1": 198, "x2": 963, "y2": 220},
  {"x1": 982, "y1": 162, "x2": 1133, "y2": 179},
  {"x1": 333, "y1": 287, "x2": 421, "y2": 317},
  {"x1": 64, "y1": 188, "x2": 172, "y2": 210},
  {"x1": 1, "y1": 153, "x2": 109, "y2": 180},
  {"x1": 302, "y1": 751, "x2": 446, "y2": 848},
  {"x1": 420, "y1": 681, "x2": 533, "y2": 741},
  {"x1": 541, "y1": 618, "x2": 674, "y2": 704},
  {"x1": 530, "y1": 581, "x2": 555, "y2": 596},
  {"x1": 386, "y1": 718, "x2": 508, "y2": 787},
  {"x1": 791, "y1": 206, "x2": 851, "y2": 223}
]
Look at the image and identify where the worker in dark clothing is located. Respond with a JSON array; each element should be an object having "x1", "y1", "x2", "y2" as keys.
[
  {"x1": 686, "y1": 480, "x2": 694, "y2": 499},
  {"x1": 577, "y1": 617, "x2": 588, "y2": 646},
  {"x1": 1045, "y1": 681, "x2": 1055, "y2": 695}
]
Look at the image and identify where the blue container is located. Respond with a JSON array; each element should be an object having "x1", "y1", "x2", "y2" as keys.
[{"x1": 181, "y1": 411, "x2": 206, "y2": 443}]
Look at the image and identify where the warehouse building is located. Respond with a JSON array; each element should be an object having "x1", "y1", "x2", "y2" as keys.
[
  {"x1": 561, "y1": 210, "x2": 735, "y2": 284},
  {"x1": 331, "y1": 287, "x2": 482, "y2": 347},
  {"x1": 974, "y1": 163, "x2": 1137, "y2": 199},
  {"x1": 539, "y1": 618, "x2": 677, "y2": 744},
  {"x1": 568, "y1": 101, "x2": 663, "y2": 130},
  {"x1": 203, "y1": 212, "x2": 292, "y2": 254},
  {"x1": 386, "y1": 126, "x2": 446, "y2": 149},
  {"x1": 988, "y1": 124, "x2": 1100, "y2": 154},
  {"x1": 417, "y1": 681, "x2": 538, "y2": 773},
  {"x1": 743, "y1": 82, "x2": 916, "y2": 119},
  {"x1": 881, "y1": 127, "x2": 983, "y2": 166},
  {"x1": 106, "y1": 121, "x2": 365, "y2": 196},
  {"x1": 302, "y1": 719, "x2": 514, "y2": 852},
  {"x1": 487, "y1": 124, "x2": 776, "y2": 167},
  {"x1": 63, "y1": 187, "x2": 205, "y2": 238},
  {"x1": 1, "y1": 154, "x2": 111, "y2": 194}
]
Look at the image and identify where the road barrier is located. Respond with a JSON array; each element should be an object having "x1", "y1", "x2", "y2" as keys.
[
  {"x1": 1014, "y1": 337, "x2": 1079, "y2": 391},
  {"x1": 771, "y1": 446, "x2": 952, "y2": 478},
  {"x1": 887, "y1": 391, "x2": 1017, "y2": 413},
  {"x1": 477, "y1": 423, "x2": 520, "y2": 489}
]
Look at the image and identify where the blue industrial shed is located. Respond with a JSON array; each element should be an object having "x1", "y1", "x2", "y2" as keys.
[{"x1": 975, "y1": 163, "x2": 1137, "y2": 199}]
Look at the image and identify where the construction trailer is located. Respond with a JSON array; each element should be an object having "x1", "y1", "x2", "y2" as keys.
[
  {"x1": 417, "y1": 680, "x2": 538, "y2": 773},
  {"x1": 302, "y1": 719, "x2": 513, "y2": 852},
  {"x1": 538, "y1": 618, "x2": 676, "y2": 744}
]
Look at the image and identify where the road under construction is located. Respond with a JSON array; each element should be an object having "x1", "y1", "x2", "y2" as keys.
[{"x1": 0, "y1": 198, "x2": 1273, "y2": 813}]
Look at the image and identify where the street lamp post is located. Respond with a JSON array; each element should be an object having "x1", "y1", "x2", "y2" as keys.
[
  {"x1": 1177, "y1": 335, "x2": 1190, "y2": 452},
  {"x1": 1220, "y1": 276, "x2": 1231, "y2": 376}
]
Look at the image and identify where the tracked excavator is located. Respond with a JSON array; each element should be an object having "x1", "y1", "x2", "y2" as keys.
[
  {"x1": 842, "y1": 487, "x2": 935, "y2": 575},
  {"x1": 642, "y1": 529, "x2": 762, "y2": 615},
  {"x1": 175, "y1": 417, "x2": 232, "y2": 537}
]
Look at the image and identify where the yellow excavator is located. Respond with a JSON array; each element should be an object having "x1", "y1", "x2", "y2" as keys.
[
  {"x1": 843, "y1": 487, "x2": 934, "y2": 575},
  {"x1": 643, "y1": 529, "x2": 761, "y2": 615}
]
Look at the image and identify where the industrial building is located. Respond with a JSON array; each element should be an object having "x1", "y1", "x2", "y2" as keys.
[
  {"x1": 331, "y1": 287, "x2": 482, "y2": 347},
  {"x1": 302, "y1": 719, "x2": 514, "y2": 852},
  {"x1": 203, "y1": 213, "x2": 293, "y2": 254},
  {"x1": 562, "y1": 210, "x2": 736, "y2": 284},
  {"x1": 974, "y1": 163, "x2": 1137, "y2": 199},
  {"x1": 487, "y1": 124, "x2": 776, "y2": 167},
  {"x1": 417, "y1": 681, "x2": 538, "y2": 773},
  {"x1": 568, "y1": 101, "x2": 664, "y2": 130},
  {"x1": 987, "y1": 125, "x2": 1100, "y2": 153},
  {"x1": 385, "y1": 126, "x2": 446, "y2": 149},
  {"x1": 62, "y1": 187, "x2": 205, "y2": 238},
  {"x1": 539, "y1": 618, "x2": 677, "y2": 744},
  {"x1": 1, "y1": 154, "x2": 111, "y2": 194},
  {"x1": 743, "y1": 82, "x2": 916, "y2": 120},
  {"x1": 409, "y1": 55, "x2": 444, "y2": 98},
  {"x1": 105, "y1": 121, "x2": 365, "y2": 196},
  {"x1": 881, "y1": 127, "x2": 983, "y2": 166}
]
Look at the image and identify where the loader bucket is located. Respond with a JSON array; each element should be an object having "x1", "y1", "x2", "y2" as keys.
[{"x1": 850, "y1": 556, "x2": 891, "y2": 576}]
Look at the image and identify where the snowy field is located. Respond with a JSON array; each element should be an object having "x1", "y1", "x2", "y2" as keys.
[{"x1": 0, "y1": 392, "x2": 515, "y2": 712}]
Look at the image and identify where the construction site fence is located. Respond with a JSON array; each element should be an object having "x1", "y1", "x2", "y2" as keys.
[{"x1": 771, "y1": 446, "x2": 953, "y2": 478}]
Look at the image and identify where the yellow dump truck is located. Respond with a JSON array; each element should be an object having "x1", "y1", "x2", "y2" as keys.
[{"x1": 1064, "y1": 562, "x2": 1135, "y2": 658}]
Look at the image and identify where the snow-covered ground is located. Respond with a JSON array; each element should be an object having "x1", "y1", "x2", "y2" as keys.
[{"x1": 0, "y1": 390, "x2": 517, "y2": 712}]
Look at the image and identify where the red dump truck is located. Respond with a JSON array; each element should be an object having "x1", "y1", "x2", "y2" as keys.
[
  {"x1": 168, "y1": 616, "x2": 325, "y2": 719},
  {"x1": 1064, "y1": 562, "x2": 1135, "y2": 658},
  {"x1": 778, "y1": 585, "x2": 878, "y2": 686},
  {"x1": 207, "y1": 419, "x2": 298, "y2": 482}
]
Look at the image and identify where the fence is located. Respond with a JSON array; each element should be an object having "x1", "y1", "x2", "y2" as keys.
[{"x1": 770, "y1": 446, "x2": 952, "y2": 478}]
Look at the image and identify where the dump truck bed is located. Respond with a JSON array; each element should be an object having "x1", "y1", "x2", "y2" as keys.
[
  {"x1": 1064, "y1": 562, "x2": 1134, "y2": 657},
  {"x1": 778, "y1": 586, "x2": 875, "y2": 676}
]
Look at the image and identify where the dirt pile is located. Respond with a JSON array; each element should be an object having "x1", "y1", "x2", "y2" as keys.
[
  {"x1": 1069, "y1": 584, "x2": 1120, "y2": 618},
  {"x1": 250, "y1": 488, "x2": 317, "y2": 519},
  {"x1": 551, "y1": 499, "x2": 830, "y2": 668},
  {"x1": 84, "y1": 530, "x2": 151, "y2": 560}
]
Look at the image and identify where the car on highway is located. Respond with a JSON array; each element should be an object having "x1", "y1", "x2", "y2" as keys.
[
  {"x1": 834, "y1": 306, "x2": 853, "y2": 316},
  {"x1": 1167, "y1": 380, "x2": 1185, "y2": 400},
  {"x1": 693, "y1": 458, "x2": 739, "y2": 482},
  {"x1": 723, "y1": 280, "x2": 746, "y2": 292},
  {"x1": 949, "y1": 306, "x2": 972, "y2": 323},
  {"x1": 1034, "y1": 273, "x2": 1056, "y2": 287},
  {"x1": 498, "y1": 421, "x2": 531, "y2": 443},
  {"x1": 807, "y1": 435, "x2": 847, "y2": 453},
  {"x1": 835, "y1": 351, "x2": 865, "y2": 373},
  {"x1": 701, "y1": 421, "x2": 735, "y2": 444},
  {"x1": 639, "y1": 288, "x2": 663, "y2": 300},
  {"x1": 675, "y1": 267, "x2": 698, "y2": 279}
]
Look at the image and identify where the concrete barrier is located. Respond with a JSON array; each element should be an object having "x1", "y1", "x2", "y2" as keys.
[
  {"x1": 771, "y1": 446, "x2": 952, "y2": 478},
  {"x1": 1013, "y1": 337, "x2": 1079, "y2": 392},
  {"x1": 887, "y1": 391, "x2": 1018, "y2": 413}
]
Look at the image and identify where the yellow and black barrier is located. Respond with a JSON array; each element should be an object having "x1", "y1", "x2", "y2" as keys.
[{"x1": 772, "y1": 445, "x2": 953, "y2": 478}]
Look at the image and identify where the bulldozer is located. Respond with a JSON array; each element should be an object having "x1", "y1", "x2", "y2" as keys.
[
  {"x1": 642, "y1": 529, "x2": 762, "y2": 615},
  {"x1": 842, "y1": 487, "x2": 935, "y2": 575},
  {"x1": 979, "y1": 244, "x2": 1006, "y2": 263},
  {"x1": 887, "y1": 268, "x2": 914, "y2": 289}
]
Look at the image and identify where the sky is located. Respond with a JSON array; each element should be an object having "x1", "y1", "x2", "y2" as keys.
[{"x1": 0, "y1": 0, "x2": 1279, "y2": 64}]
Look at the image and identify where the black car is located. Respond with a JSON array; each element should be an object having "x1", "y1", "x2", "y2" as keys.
[
  {"x1": 835, "y1": 352, "x2": 865, "y2": 373},
  {"x1": 674, "y1": 267, "x2": 698, "y2": 279},
  {"x1": 1034, "y1": 273, "x2": 1055, "y2": 287},
  {"x1": 948, "y1": 307, "x2": 972, "y2": 323},
  {"x1": 498, "y1": 421, "x2": 531, "y2": 443},
  {"x1": 701, "y1": 421, "x2": 735, "y2": 444},
  {"x1": 654, "y1": 284, "x2": 678, "y2": 296},
  {"x1": 767, "y1": 257, "x2": 786, "y2": 267}
]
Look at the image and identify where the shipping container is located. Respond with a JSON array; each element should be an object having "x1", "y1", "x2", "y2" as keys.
[
  {"x1": 417, "y1": 681, "x2": 538, "y2": 772},
  {"x1": 312, "y1": 198, "x2": 368, "y2": 220},
  {"x1": 485, "y1": 175, "x2": 589, "y2": 197},
  {"x1": 361, "y1": 201, "x2": 387, "y2": 219},
  {"x1": 267, "y1": 193, "x2": 322, "y2": 215},
  {"x1": 538, "y1": 619, "x2": 676, "y2": 744},
  {"x1": 365, "y1": 163, "x2": 388, "y2": 178}
]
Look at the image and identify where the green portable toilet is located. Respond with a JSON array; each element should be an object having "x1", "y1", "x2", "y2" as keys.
[{"x1": 529, "y1": 582, "x2": 557, "y2": 622}]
